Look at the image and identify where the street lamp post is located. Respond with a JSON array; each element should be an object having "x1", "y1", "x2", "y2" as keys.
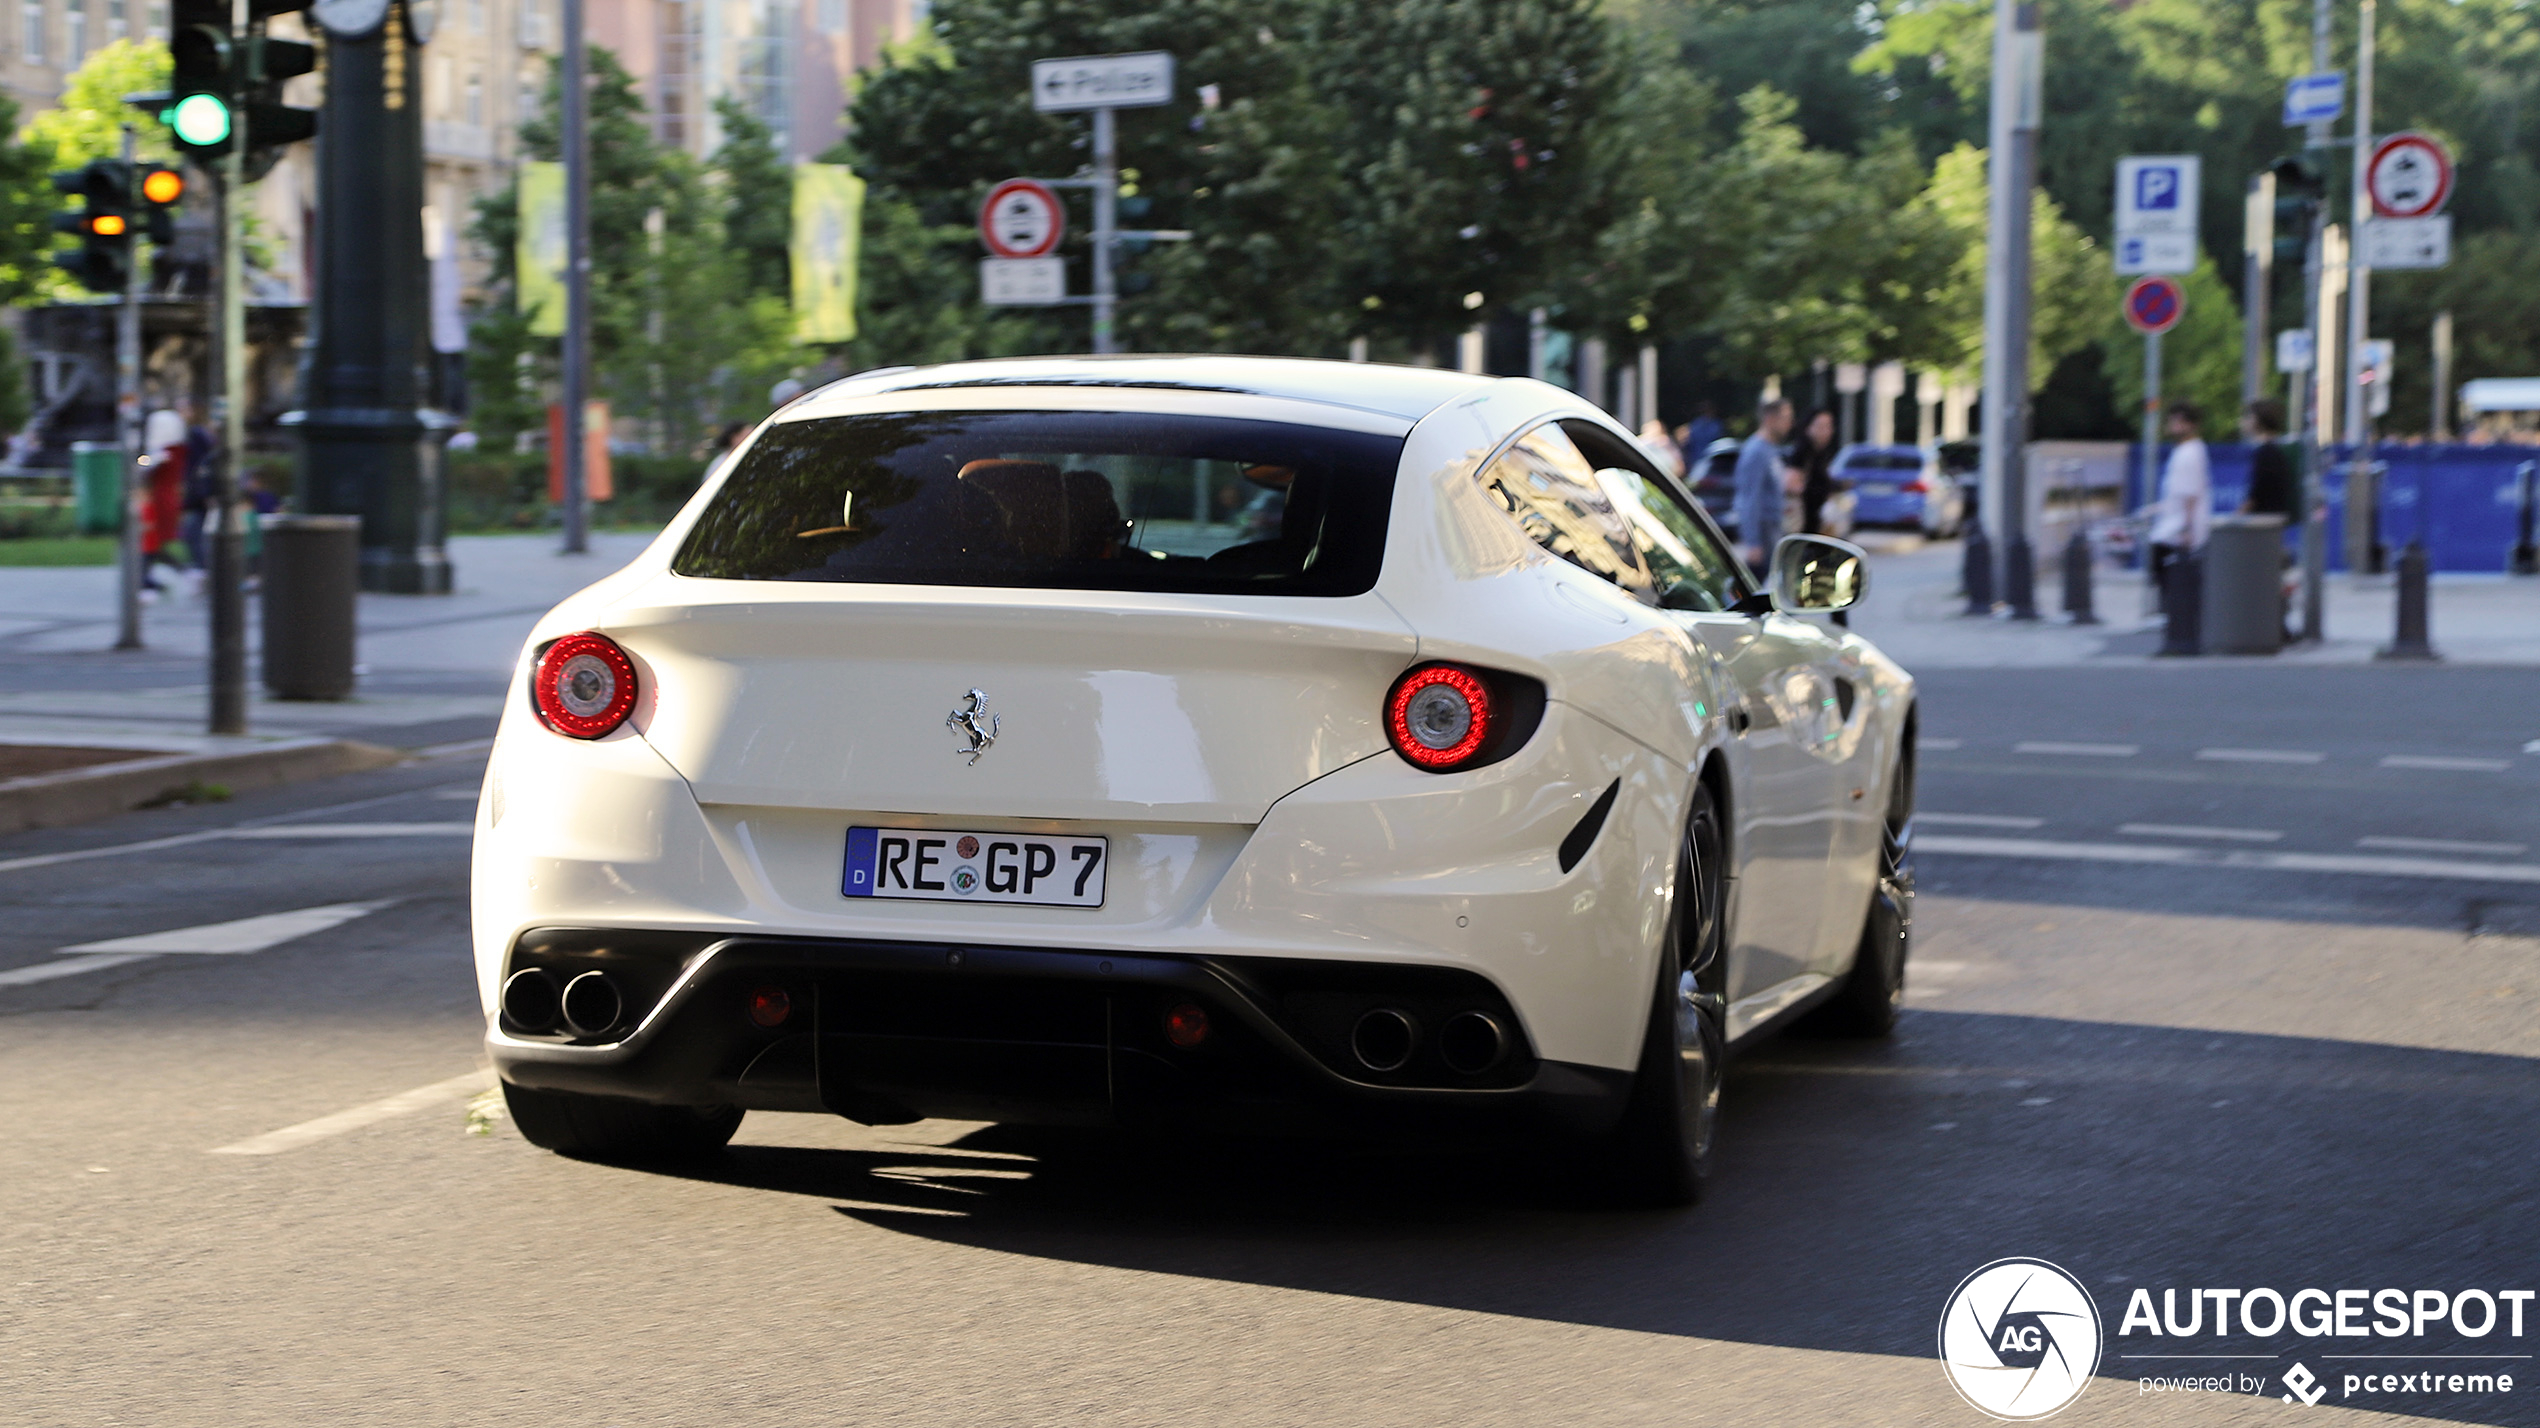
[{"x1": 1981, "y1": 0, "x2": 2043, "y2": 620}]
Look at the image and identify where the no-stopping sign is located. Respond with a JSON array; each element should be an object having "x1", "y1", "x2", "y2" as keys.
[
  {"x1": 2367, "y1": 132, "x2": 2453, "y2": 219},
  {"x1": 2123, "y1": 275, "x2": 2184, "y2": 335},
  {"x1": 979, "y1": 179, "x2": 1064, "y2": 259}
]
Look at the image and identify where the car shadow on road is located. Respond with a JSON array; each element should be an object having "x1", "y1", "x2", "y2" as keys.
[{"x1": 633, "y1": 1009, "x2": 2540, "y2": 1425}]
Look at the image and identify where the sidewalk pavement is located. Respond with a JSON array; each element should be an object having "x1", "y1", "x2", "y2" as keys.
[
  {"x1": 1846, "y1": 534, "x2": 2540, "y2": 669},
  {"x1": 0, "y1": 532, "x2": 660, "y2": 757}
]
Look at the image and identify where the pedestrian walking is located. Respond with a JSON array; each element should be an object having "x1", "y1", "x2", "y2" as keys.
[
  {"x1": 2240, "y1": 399, "x2": 2295, "y2": 517},
  {"x1": 1638, "y1": 419, "x2": 1685, "y2": 479},
  {"x1": 1734, "y1": 397, "x2": 1795, "y2": 571},
  {"x1": 1677, "y1": 401, "x2": 1723, "y2": 470},
  {"x1": 138, "y1": 407, "x2": 188, "y2": 601},
  {"x1": 1791, "y1": 408, "x2": 1838, "y2": 535},
  {"x1": 2143, "y1": 400, "x2": 2210, "y2": 613}
]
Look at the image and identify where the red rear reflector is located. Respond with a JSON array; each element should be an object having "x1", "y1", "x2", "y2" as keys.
[
  {"x1": 1164, "y1": 1002, "x2": 1210, "y2": 1048},
  {"x1": 1385, "y1": 664, "x2": 1493, "y2": 770},
  {"x1": 531, "y1": 631, "x2": 639, "y2": 739},
  {"x1": 748, "y1": 986, "x2": 791, "y2": 1028}
]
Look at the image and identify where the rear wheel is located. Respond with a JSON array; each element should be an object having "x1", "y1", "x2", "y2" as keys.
[
  {"x1": 1595, "y1": 783, "x2": 1728, "y2": 1207},
  {"x1": 1808, "y1": 757, "x2": 1914, "y2": 1037},
  {"x1": 502, "y1": 1082, "x2": 743, "y2": 1163}
]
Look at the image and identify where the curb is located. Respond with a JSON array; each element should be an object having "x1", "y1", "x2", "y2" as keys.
[{"x1": 0, "y1": 739, "x2": 407, "y2": 834}]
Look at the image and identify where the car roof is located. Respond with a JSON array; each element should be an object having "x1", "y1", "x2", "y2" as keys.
[{"x1": 790, "y1": 355, "x2": 1500, "y2": 425}]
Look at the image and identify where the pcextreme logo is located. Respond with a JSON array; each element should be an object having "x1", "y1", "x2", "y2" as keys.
[{"x1": 1939, "y1": 1258, "x2": 2105, "y2": 1420}]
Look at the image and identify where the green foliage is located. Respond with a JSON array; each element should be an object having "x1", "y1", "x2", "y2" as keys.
[
  {"x1": 1, "y1": 42, "x2": 177, "y2": 303},
  {"x1": 712, "y1": 95, "x2": 793, "y2": 300},
  {"x1": 468, "y1": 47, "x2": 804, "y2": 460},
  {"x1": 0, "y1": 322, "x2": 30, "y2": 435},
  {"x1": 2099, "y1": 256, "x2": 2246, "y2": 441}
]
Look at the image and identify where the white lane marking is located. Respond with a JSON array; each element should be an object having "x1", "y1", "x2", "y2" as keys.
[
  {"x1": 2014, "y1": 742, "x2": 2139, "y2": 757},
  {"x1": 2380, "y1": 755, "x2": 2510, "y2": 772},
  {"x1": 1919, "y1": 738, "x2": 1964, "y2": 751},
  {"x1": 60, "y1": 901, "x2": 395, "y2": 955},
  {"x1": 209, "y1": 1070, "x2": 494, "y2": 1156},
  {"x1": 431, "y1": 788, "x2": 481, "y2": 801},
  {"x1": 2525, "y1": 739, "x2": 2540, "y2": 755},
  {"x1": 1917, "y1": 813, "x2": 2045, "y2": 830},
  {"x1": 2118, "y1": 823, "x2": 2284, "y2": 843},
  {"x1": 2358, "y1": 836, "x2": 2528, "y2": 857},
  {"x1": 0, "y1": 785, "x2": 478, "y2": 875},
  {"x1": 225, "y1": 822, "x2": 473, "y2": 839},
  {"x1": 1920, "y1": 834, "x2": 2540, "y2": 885},
  {"x1": 2197, "y1": 748, "x2": 2325, "y2": 764},
  {"x1": 0, "y1": 953, "x2": 158, "y2": 988}
]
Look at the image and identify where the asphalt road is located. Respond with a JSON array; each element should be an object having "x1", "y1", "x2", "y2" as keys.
[{"x1": 1, "y1": 663, "x2": 2534, "y2": 1427}]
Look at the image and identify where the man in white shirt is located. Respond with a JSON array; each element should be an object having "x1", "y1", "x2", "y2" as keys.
[{"x1": 2144, "y1": 400, "x2": 2209, "y2": 611}]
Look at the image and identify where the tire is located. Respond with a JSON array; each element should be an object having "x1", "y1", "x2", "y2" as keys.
[
  {"x1": 1593, "y1": 782, "x2": 1728, "y2": 1208},
  {"x1": 1807, "y1": 757, "x2": 1914, "y2": 1038},
  {"x1": 502, "y1": 1081, "x2": 743, "y2": 1163}
]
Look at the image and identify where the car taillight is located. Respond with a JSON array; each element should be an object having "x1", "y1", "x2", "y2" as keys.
[
  {"x1": 1901, "y1": 479, "x2": 1929, "y2": 493},
  {"x1": 532, "y1": 631, "x2": 639, "y2": 739},
  {"x1": 1386, "y1": 664, "x2": 1493, "y2": 771}
]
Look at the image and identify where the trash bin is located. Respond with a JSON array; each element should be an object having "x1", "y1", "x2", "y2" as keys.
[
  {"x1": 2200, "y1": 514, "x2": 2287, "y2": 655},
  {"x1": 262, "y1": 514, "x2": 360, "y2": 700},
  {"x1": 71, "y1": 441, "x2": 122, "y2": 534}
]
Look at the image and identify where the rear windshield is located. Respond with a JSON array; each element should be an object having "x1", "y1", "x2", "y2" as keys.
[{"x1": 673, "y1": 411, "x2": 1400, "y2": 595}]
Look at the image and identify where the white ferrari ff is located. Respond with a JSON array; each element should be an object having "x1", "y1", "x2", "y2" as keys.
[{"x1": 474, "y1": 356, "x2": 1916, "y2": 1205}]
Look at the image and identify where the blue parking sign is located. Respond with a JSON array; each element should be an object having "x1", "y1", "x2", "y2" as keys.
[{"x1": 2135, "y1": 166, "x2": 2180, "y2": 211}]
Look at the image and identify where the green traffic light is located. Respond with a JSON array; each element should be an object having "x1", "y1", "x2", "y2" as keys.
[{"x1": 170, "y1": 93, "x2": 231, "y2": 146}]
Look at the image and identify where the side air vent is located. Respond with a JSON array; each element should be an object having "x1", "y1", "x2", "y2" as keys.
[{"x1": 1557, "y1": 779, "x2": 1622, "y2": 874}]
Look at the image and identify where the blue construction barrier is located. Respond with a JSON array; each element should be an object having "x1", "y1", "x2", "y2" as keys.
[{"x1": 2121, "y1": 441, "x2": 2540, "y2": 573}]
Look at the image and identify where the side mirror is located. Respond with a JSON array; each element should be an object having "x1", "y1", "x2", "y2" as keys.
[{"x1": 1771, "y1": 534, "x2": 1867, "y2": 614}]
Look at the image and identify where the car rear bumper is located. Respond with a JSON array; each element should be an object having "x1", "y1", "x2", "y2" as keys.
[{"x1": 488, "y1": 930, "x2": 1636, "y2": 1143}]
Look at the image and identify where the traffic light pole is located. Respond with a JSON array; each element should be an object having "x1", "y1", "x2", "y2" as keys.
[
  {"x1": 114, "y1": 124, "x2": 144, "y2": 652},
  {"x1": 208, "y1": 11, "x2": 249, "y2": 735},
  {"x1": 558, "y1": 0, "x2": 589, "y2": 553}
]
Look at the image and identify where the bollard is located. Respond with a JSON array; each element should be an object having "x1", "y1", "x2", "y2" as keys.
[
  {"x1": 2512, "y1": 461, "x2": 2537, "y2": 576},
  {"x1": 2059, "y1": 528, "x2": 2097, "y2": 625},
  {"x1": 2376, "y1": 539, "x2": 2439, "y2": 662},
  {"x1": 2156, "y1": 550, "x2": 2202, "y2": 656},
  {"x1": 262, "y1": 514, "x2": 362, "y2": 700},
  {"x1": 1961, "y1": 518, "x2": 1995, "y2": 615}
]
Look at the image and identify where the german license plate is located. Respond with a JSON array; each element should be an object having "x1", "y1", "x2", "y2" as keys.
[
  {"x1": 842, "y1": 827, "x2": 1107, "y2": 908},
  {"x1": 1858, "y1": 482, "x2": 1897, "y2": 497}
]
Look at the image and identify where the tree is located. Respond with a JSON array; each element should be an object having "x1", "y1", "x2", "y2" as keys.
[
  {"x1": 4, "y1": 41, "x2": 177, "y2": 302},
  {"x1": 712, "y1": 95, "x2": 792, "y2": 301}
]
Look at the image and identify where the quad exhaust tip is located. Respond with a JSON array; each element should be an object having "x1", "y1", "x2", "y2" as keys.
[
  {"x1": 560, "y1": 970, "x2": 623, "y2": 1039},
  {"x1": 500, "y1": 967, "x2": 561, "y2": 1033},
  {"x1": 1350, "y1": 1008, "x2": 1417, "y2": 1073},
  {"x1": 1438, "y1": 1011, "x2": 1507, "y2": 1075}
]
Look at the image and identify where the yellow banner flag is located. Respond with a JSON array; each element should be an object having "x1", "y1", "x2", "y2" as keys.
[
  {"x1": 516, "y1": 161, "x2": 566, "y2": 337},
  {"x1": 791, "y1": 163, "x2": 864, "y2": 345}
]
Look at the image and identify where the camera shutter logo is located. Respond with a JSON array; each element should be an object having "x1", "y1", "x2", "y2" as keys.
[{"x1": 1938, "y1": 1259, "x2": 2103, "y2": 1420}]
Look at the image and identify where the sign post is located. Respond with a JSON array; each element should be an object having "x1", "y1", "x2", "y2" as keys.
[
  {"x1": 2114, "y1": 155, "x2": 2201, "y2": 276},
  {"x1": 1029, "y1": 51, "x2": 1174, "y2": 353},
  {"x1": 2124, "y1": 275, "x2": 2186, "y2": 525}
]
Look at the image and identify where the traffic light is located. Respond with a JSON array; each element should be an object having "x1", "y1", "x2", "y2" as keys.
[
  {"x1": 51, "y1": 160, "x2": 133, "y2": 293},
  {"x1": 161, "y1": 0, "x2": 317, "y2": 176},
  {"x1": 138, "y1": 163, "x2": 184, "y2": 244},
  {"x1": 2269, "y1": 157, "x2": 2325, "y2": 266}
]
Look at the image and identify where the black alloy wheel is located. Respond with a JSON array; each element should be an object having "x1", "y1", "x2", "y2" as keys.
[{"x1": 1599, "y1": 782, "x2": 1729, "y2": 1207}]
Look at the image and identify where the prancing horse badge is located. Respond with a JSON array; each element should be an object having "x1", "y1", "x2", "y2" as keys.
[{"x1": 946, "y1": 689, "x2": 999, "y2": 766}]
